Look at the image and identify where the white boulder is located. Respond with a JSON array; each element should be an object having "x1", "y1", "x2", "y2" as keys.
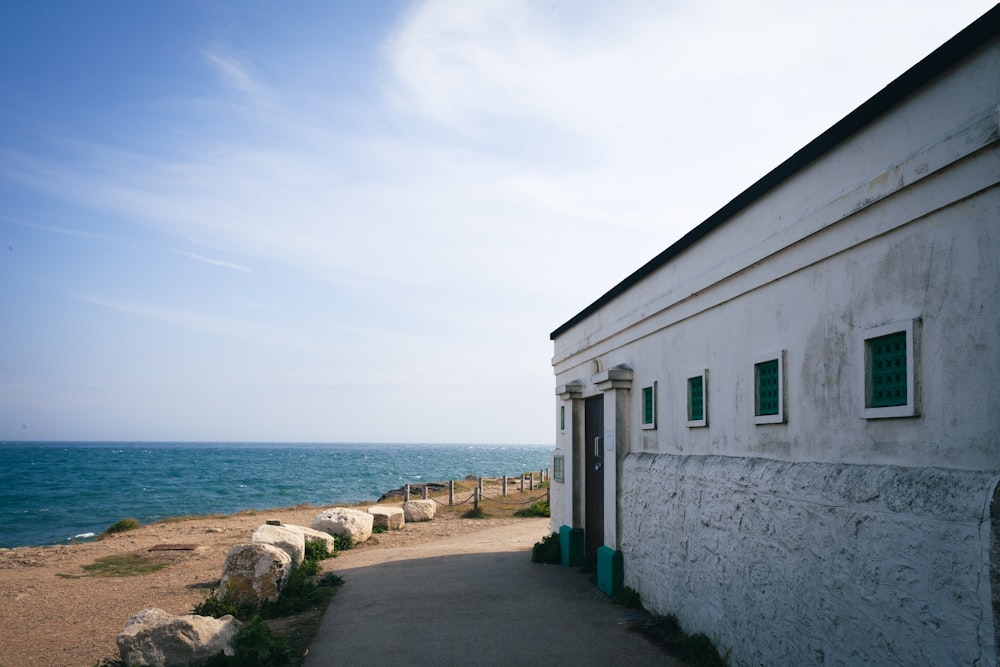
[
  {"x1": 368, "y1": 506, "x2": 405, "y2": 530},
  {"x1": 282, "y1": 524, "x2": 336, "y2": 554},
  {"x1": 251, "y1": 524, "x2": 306, "y2": 567},
  {"x1": 116, "y1": 607, "x2": 241, "y2": 667},
  {"x1": 310, "y1": 508, "x2": 373, "y2": 544},
  {"x1": 403, "y1": 499, "x2": 436, "y2": 522},
  {"x1": 217, "y1": 543, "x2": 291, "y2": 603}
]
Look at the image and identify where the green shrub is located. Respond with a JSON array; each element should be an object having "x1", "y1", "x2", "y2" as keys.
[
  {"x1": 531, "y1": 532, "x2": 561, "y2": 564},
  {"x1": 332, "y1": 534, "x2": 353, "y2": 551},
  {"x1": 629, "y1": 614, "x2": 728, "y2": 667},
  {"x1": 304, "y1": 538, "x2": 333, "y2": 562},
  {"x1": 461, "y1": 506, "x2": 487, "y2": 519},
  {"x1": 201, "y1": 616, "x2": 293, "y2": 667},
  {"x1": 195, "y1": 546, "x2": 344, "y2": 623},
  {"x1": 99, "y1": 518, "x2": 140, "y2": 538},
  {"x1": 612, "y1": 587, "x2": 643, "y2": 609},
  {"x1": 192, "y1": 590, "x2": 257, "y2": 621},
  {"x1": 677, "y1": 632, "x2": 727, "y2": 667},
  {"x1": 514, "y1": 501, "x2": 550, "y2": 517}
]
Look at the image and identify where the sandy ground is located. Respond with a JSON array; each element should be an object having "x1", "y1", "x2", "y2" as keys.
[{"x1": 0, "y1": 488, "x2": 549, "y2": 667}]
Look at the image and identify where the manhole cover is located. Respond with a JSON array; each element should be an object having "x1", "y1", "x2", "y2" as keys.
[{"x1": 148, "y1": 544, "x2": 199, "y2": 551}]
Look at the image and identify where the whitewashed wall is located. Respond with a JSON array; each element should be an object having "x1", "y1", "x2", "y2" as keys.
[{"x1": 620, "y1": 454, "x2": 998, "y2": 666}]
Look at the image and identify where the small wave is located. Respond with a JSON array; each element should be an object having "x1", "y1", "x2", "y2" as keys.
[{"x1": 68, "y1": 532, "x2": 95, "y2": 541}]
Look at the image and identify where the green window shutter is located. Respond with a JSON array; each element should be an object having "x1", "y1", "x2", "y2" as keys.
[
  {"x1": 870, "y1": 331, "x2": 907, "y2": 407},
  {"x1": 642, "y1": 386, "x2": 655, "y2": 425},
  {"x1": 688, "y1": 376, "x2": 704, "y2": 421},
  {"x1": 755, "y1": 359, "x2": 780, "y2": 416}
]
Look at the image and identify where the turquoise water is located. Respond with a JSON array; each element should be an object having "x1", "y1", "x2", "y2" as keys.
[{"x1": 0, "y1": 442, "x2": 552, "y2": 548}]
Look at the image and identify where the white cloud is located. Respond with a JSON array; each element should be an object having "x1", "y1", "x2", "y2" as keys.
[
  {"x1": 71, "y1": 292, "x2": 324, "y2": 351},
  {"x1": 202, "y1": 51, "x2": 267, "y2": 97},
  {"x1": 172, "y1": 250, "x2": 254, "y2": 273}
]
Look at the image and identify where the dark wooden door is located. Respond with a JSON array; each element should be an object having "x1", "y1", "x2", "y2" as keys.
[{"x1": 584, "y1": 394, "x2": 604, "y2": 564}]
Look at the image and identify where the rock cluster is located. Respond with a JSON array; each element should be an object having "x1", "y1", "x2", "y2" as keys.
[
  {"x1": 284, "y1": 523, "x2": 337, "y2": 553},
  {"x1": 403, "y1": 500, "x2": 436, "y2": 522},
  {"x1": 115, "y1": 502, "x2": 429, "y2": 663},
  {"x1": 251, "y1": 524, "x2": 305, "y2": 566},
  {"x1": 310, "y1": 507, "x2": 374, "y2": 544},
  {"x1": 368, "y1": 506, "x2": 405, "y2": 530},
  {"x1": 116, "y1": 608, "x2": 241, "y2": 667},
  {"x1": 217, "y1": 542, "x2": 291, "y2": 603}
]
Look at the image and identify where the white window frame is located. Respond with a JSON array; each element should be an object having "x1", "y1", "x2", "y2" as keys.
[
  {"x1": 640, "y1": 381, "x2": 657, "y2": 430},
  {"x1": 753, "y1": 350, "x2": 786, "y2": 425},
  {"x1": 686, "y1": 369, "x2": 708, "y2": 428},
  {"x1": 860, "y1": 319, "x2": 920, "y2": 419}
]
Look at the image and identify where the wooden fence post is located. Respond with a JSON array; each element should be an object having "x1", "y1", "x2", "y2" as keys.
[
  {"x1": 478, "y1": 476, "x2": 484, "y2": 498},
  {"x1": 404, "y1": 484, "x2": 410, "y2": 502},
  {"x1": 502, "y1": 475, "x2": 508, "y2": 496},
  {"x1": 474, "y1": 487, "x2": 480, "y2": 512},
  {"x1": 520, "y1": 474, "x2": 525, "y2": 493},
  {"x1": 529, "y1": 472, "x2": 535, "y2": 491},
  {"x1": 422, "y1": 485, "x2": 428, "y2": 500},
  {"x1": 449, "y1": 480, "x2": 454, "y2": 506}
]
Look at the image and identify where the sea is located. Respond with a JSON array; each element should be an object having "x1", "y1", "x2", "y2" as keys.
[{"x1": 0, "y1": 442, "x2": 552, "y2": 549}]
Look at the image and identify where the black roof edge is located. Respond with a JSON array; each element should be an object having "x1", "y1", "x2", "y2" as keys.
[{"x1": 550, "y1": 4, "x2": 1000, "y2": 342}]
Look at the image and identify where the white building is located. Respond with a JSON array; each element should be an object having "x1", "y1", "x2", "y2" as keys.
[{"x1": 550, "y1": 7, "x2": 1000, "y2": 665}]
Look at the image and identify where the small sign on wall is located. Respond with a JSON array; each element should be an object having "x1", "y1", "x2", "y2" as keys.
[{"x1": 553, "y1": 455, "x2": 565, "y2": 483}]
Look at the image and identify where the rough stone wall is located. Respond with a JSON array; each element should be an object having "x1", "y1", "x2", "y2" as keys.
[{"x1": 620, "y1": 453, "x2": 999, "y2": 666}]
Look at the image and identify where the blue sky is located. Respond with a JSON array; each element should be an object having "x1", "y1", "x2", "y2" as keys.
[{"x1": 0, "y1": 1, "x2": 993, "y2": 443}]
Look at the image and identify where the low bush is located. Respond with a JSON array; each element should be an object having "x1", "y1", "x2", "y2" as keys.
[
  {"x1": 303, "y1": 538, "x2": 333, "y2": 562},
  {"x1": 202, "y1": 616, "x2": 293, "y2": 667},
  {"x1": 612, "y1": 586, "x2": 643, "y2": 609},
  {"x1": 332, "y1": 534, "x2": 353, "y2": 551},
  {"x1": 531, "y1": 532, "x2": 561, "y2": 564},
  {"x1": 629, "y1": 614, "x2": 728, "y2": 667},
  {"x1": 195, "y1": 538, "x2": 340, "y2": 622},
  {"x1": 192, "y1": 591, "x2": 257, "y2": 624},
  {"x1": 513, "y1": 501, "x2": 550, "y2": 518},
  {"x1": 99, "y1": 518, "x2": 140, "y2": 538}
]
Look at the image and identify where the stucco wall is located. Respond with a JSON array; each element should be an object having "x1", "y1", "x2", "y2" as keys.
[{"x1": 620, "y1": 453, "x2": 998, "y2": 666}]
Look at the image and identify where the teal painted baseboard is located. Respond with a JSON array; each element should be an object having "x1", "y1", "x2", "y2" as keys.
[
  {"x1": 559, "y1": 525, "x2": 585, "y2": 567},
  {"x1": 597, "y1": 546, "x2": 623, "y2": 596}
]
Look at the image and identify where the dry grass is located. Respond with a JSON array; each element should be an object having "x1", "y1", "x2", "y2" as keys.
[{"x1": 406, "y1": 478, "x2": 550, "y2": 520}]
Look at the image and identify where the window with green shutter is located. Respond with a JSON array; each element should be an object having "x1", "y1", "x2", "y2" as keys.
[
  {"x1": 641, "y1": 382, "x2": 656, "y2": 429},
  {"x1": 862, "y1": 320, "x2": 918, "y2": 418},
  {"x1": 869, "y1": 331, "x2": 907, "y2": 407},
  {"x1": 755, "y1": 359, "x2": 780, "y2": 416},
  {"x1": 688, "y1": 376, "x2": 704, "y2": 421}
]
